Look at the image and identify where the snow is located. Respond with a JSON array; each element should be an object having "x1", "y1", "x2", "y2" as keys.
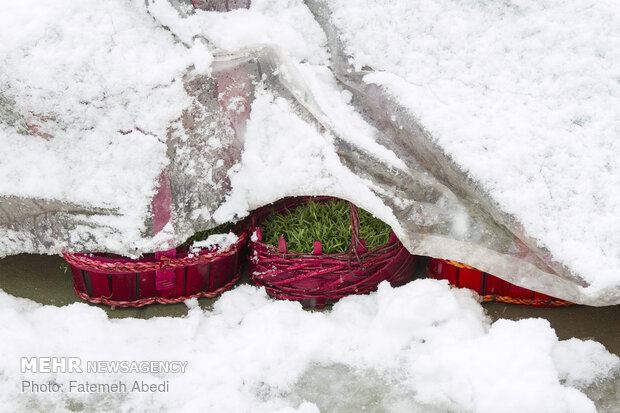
[
  {"x1": 0, "y1": 0, "x2": 208, "y2": 253},
  {"x1": 210, "y1": 86, "x2": 401, "y2": 232},
  {"x1": 1, "y1": 0, "x2": 616, "y2": 301},
  {"x1": 0, "y1": 0, "x2": 193, "y2": 203},
  {"x1": 189, "y1": 231, "x2": 238, "y2": 253},
  {"x1": 147, "y1": 0, "x2": 329, "y2": 65},
  {"x1": 1, "y1": 280, "x2": 617, "y2": 412},
  {"x1": 327, "y1": 0, "x2": 620, "y2": 294},
  {"x1": 148, "y1": 0, "x2": 407, "y2": 170},
  {"x1": 0, "y1": 0, "x2": 406, "y2": 257},
  {"x1": 1, "y1": 1, "x2": 618, "y2": 410}
]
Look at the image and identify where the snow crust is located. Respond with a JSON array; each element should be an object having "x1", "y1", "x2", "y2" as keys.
[
  {"x1": 0, "y1": 0, "x2": 208, "y2": 251},
  {"x1": 148, "y1": 0, "x2": 410, "y2": 238},
  {"x1": 1, "y1": 0, "x2": 619, "y2": 301},
  {"x1": 147, "y1": 0, "x2": 329, "y2": 65},
  {"x1": 1, "y1": 280, "x2": 617, "y2": 412},
  {"x1": 328, "y1": 0, "x2": 620, "y2": 292},
  {"x1": 189, "y1": 231, "x2": 238, "y2": 253},
  {"x1": 210, "y1": 87, "x2": 399, "y2": 231},
  {"x1": 1, "y1": 2, "x2": 619, "y2": 410}
]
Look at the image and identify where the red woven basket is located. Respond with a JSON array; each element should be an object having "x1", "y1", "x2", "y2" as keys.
[
  {"x1": 249, "y1": 197, "x2": 417, "y2": 307},
  {"x1": 427, "y1": 258, "x2": 574, "y2": 307},
  {"x1": 63, "y1": 221, "x2": 248, "y2": 308}
]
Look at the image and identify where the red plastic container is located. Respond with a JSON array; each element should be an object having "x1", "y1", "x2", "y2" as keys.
[
  {"x1": 63, "y1": 224, "x2": 248, "y2": 308},
  {"x1": 249, "y1": 197, "x2": 417, "y2": 307},
  {"x1": 427, "y1": 258, "x2": 573, "y2": 307}
]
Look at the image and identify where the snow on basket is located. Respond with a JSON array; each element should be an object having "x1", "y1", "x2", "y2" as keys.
[
  {"x1": 427, "y1": 258, "x2": 574, "y2": 307},
  {"x1": 249, "y1": 197, "x2": 417, "y2": 307},
  {"x1": 62, "y1": 221, "x2": 248, "y2": 308}
]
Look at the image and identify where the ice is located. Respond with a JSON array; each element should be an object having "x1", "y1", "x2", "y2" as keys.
[{"x1": 1, "y1": 281, "x2": 617, "y2": 412}]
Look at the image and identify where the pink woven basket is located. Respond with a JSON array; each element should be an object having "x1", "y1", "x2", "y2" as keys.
[
  {"x1": 63, "y1": 221, "x2": 248, "y2": 308},
  {"x1": 249, "y1": 197, "x2": 417, "y2": 307}
]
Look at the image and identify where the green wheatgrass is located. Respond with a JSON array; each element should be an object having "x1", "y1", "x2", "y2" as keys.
[{"x1": 260, "y1": 199, "x2": 392, "y2": 254}]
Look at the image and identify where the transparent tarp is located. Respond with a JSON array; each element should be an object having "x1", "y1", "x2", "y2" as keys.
[{"x1": 0, "y1": 0, "x2": 617, "y2": 306}]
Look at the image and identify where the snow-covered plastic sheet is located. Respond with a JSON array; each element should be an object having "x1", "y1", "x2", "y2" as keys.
[{"x1": 0, "y1": 0, "x2": 618, "y2": 306}]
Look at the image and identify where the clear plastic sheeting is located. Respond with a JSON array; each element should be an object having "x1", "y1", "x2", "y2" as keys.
[{"x1": 0, "y1": 0, "x2": 618, "y2": 306}]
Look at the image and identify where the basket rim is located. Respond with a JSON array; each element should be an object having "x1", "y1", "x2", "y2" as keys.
[
  {"x1": 249, "y1": 242, "x2": 417, "y2": 303},
  {"x1": 249, "y1": 231, "x2": 401, "y2": 260},
  {"x1": 72, "y1": 271, "x2": 241, "y2": 308},
  {"x1": 63, "y1": 219, "x2": 249, "y2": 273},
  {"x1": 250, "y1": 196, "x2": 399, "y2": 257}
]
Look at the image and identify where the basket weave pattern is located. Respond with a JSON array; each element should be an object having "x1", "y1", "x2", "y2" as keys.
[
  {"x1": 249, "y1": 197, "x2": 416, "y2": 305},
  {"x1": 63, "y1": 223, "x2": 248, "y2": 308}
]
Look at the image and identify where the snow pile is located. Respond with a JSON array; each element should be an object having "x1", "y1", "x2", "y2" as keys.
[
  {"x1": 327, "y1": 0, "x2": 620, "y2": 293},
  {"x1": 211, "y1": 87, "x2": 398, "y2": 229},
  {"x1": 189, "y1": 232, "x2": 238, "y2": 253},
  {"x1": 153, "y1": 0, "x2": 405, "y2": 170},
  {"x1": 0, "y1": 0, "x2": 210, "y2": 251},
  {"x1": 1, "y1": 0, "x2": 618, "y2": 303},
  {"x1": 1, "y1": 0, "x2": 399, "y2": 257},
  {"x1": 1, "y1": 280, "x2": 617, "y2": 412},
  {"x1": 148, "y1": 0, "x2": 328, "y2": 65}
]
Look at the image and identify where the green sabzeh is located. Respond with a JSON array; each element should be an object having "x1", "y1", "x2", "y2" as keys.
[{"x1": 260, "y1": 199, "x2": 392, "y2": 254}]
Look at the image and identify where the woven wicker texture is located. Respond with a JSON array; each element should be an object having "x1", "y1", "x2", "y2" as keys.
[
  {"x1": 63, "y1": 221, "x2": 248, "y2": 307},
  {"x1": 249, "y1": 197, "x2": 416, "y2": 305},
  {"x1": 71, "y1": 274, "x2": 240, "y2": 308}
]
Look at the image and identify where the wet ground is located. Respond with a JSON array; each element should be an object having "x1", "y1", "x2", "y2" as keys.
[
  {"x1": 1, "y1": 253, "x2": 619, "y2": 411},
  {"x1": 0, "y1": 254, "x2": 618, "y2": 356},
  {"x1": 0, "y1": 254, "x2": 620, "y2": 355}
]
